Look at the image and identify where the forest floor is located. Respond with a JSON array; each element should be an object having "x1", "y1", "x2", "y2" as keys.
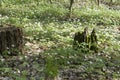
[
  {"x1": 0, "y1": 26, "x2": 120, "y2": 80},
  {"x1": 0, "y1": 0, "x2": 120, "y2": 80}
]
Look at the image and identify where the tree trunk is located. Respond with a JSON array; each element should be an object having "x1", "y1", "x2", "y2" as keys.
[
  {"x1": 109, "y1": 0, "x2": 113, "y2": 6},
  {"x1": 49, "y1": 0, "x2": 52, "y2": 4},
  {"x1": 97, "y1": 0, "x2": 100, "y2": 6},
  {"x1": 68, "y1": 0, "x2": 74, "y2": 17},
  {"x1": 0, "y1": 24, "x2": 23, "y2": 55}
]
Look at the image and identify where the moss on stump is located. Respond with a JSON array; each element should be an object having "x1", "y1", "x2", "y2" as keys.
[{"x1": 73, "y1": 27, "x2": 98, "y2": 53}]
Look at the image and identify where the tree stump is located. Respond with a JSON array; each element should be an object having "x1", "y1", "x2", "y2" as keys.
[
  {"x1": 90, "y1": 28, "x2": 98, "y2": 53},
  {"x1": 73, "y1": 27, "x2": 89, "y2": 50},
  {"x1": 0, "y1": 24, "x2": 23, "y2": 55},
  {"x1": 73, "y1": 27, "x2": 98, "y2": 53}
]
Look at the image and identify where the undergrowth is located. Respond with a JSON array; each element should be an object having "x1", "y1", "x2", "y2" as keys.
[{"x1": 0, "y1": 0, "x2": 120, "y2": 79}]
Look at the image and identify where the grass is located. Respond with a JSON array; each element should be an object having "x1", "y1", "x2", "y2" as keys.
[{"x1": 0, "y1": 0, "x2": 120, "y2": 79}]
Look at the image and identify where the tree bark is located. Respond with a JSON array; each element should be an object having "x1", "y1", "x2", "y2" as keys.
[
  {"x1": 68, "y1": 0, "x2": 74, "y2": 17},
  {"x1": 0, "y1": 24, "x2": 23, "y2": 55},
  {"x1": 97, "y1": 0, "x2": 100, "y2": 6},
  {"x1": 73, "y1": 27, "x2": 98, "y2": 53}
]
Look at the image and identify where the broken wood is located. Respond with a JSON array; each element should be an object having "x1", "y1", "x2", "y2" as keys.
[{"x1": 73, "y1": 27, "x2": 98, "y2": 53}]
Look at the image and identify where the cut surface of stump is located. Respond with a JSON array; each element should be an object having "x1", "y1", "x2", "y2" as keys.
[{"x1": 0, "y1": 24, "x2": 23, "y2": 55}]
